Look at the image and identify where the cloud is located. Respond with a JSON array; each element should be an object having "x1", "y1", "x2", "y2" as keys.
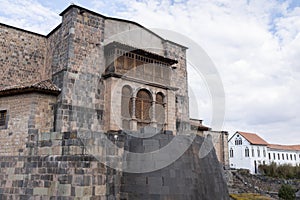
[
  {"x1": 0, "y1": 0, "x2": 60, "y2": 34},
  {"x1": 0, "y1": 0, "x2": 299, "y2": 144},
  {"x1": 103, "y1": 0, "x2": 300, "y2": 144}
]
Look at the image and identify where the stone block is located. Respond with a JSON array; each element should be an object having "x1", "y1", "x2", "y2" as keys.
[
  {"x1": 57, "y1": 184, "x2": 71, "y2": 196},
  {"x1": 33, "y1": 187, "x2": 48, "y2": 196},
  {"x1": 95, "y1": 185, "x2": 106, "y2": 196}
]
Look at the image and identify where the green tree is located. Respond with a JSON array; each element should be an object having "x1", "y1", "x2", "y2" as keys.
[{"x1": 278, "y1": 184, "x2": 296, "y2": 200}]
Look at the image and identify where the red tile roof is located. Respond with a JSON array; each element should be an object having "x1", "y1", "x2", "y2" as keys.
[
  {"x1": 237, "y1": 131, "x2": 269, "y2": 145},
  {"x1": 0, "y1": 79, "x2": 61, "y2": 96},
  {"x1": 267, "y1": 144, "x2": 300, "y2": 151}
]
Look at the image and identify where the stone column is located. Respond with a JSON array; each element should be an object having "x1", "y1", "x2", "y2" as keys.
[
  {"x1": 130, "y1": 96, "x2": 137, "y2": 131},
  {"x1": 150, "y1": 93, "x2": 157, "y2": 128}
]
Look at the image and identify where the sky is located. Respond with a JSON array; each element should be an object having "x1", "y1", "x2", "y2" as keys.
[{"x1": 0, "y1": 0, "x2": 299, "y2": 144}]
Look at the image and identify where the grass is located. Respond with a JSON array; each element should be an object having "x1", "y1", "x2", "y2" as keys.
[{"x1": 230, "y1": 193, "x2": 272, "y2": 200}]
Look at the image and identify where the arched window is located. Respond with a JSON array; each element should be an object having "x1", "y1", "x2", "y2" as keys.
[
  {"x1": 252, "y1": 148, "x2": 255, "y2": 157},
  {"x1": 263, "y1": 149, "x2": 266, "y2": 157},
  {"x1": 230, "y1": 148, "x2": 234, "y2": 158},
  {"x1": 155, "y1": 92, "x2": 165, "y2": 126},
  {"x1": 257, "y1": 147, "x2": 260, "y2": 157},
  {"x1": 235, "y1": 136, "x2": 242, "y2": 145},
  {"x1": 136, "y1": 89, "x2": 152, "y2": 121},
  {"x1": 245, "y1": 147, "x2": 249, "y2": 157},
  {"x1": 121, "y1": 86, "x2": 133, "y2": 118}
]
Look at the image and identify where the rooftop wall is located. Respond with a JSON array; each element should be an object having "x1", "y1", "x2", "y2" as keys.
[{"x1": 0, "y1": 24, "x2": 48, "y2": 89}]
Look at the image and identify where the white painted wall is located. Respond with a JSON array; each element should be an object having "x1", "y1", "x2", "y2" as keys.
[
  {"x1": 267, "y1": 149, "x2": 300, "y2": 166},
  {"x1": 228, "y1": 133, "x2": 268, "y2": 174},
  {"x1": 229, "y1": 133, "x2": 300, "y2": 174}
]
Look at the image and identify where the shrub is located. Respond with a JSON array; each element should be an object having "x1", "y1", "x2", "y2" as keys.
[
  {"x1": 258, "y1": 163, "x2": 300, "y2": 179},
  {"x1": 278, "y1": 184, "x2": 296, "y2": 200}
]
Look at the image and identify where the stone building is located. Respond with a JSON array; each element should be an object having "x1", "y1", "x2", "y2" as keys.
[
  {"x1": 190, "y1": 119, "x2": 229, "y2": 167},
  {"x1": 0, "y1": 5, "x2": 189, "y2": 155},
  {"x1": 0, "y1": 5, "x2": 229, "y2": 199}
]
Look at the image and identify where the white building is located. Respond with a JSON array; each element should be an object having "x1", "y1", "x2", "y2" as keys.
[
  {"x1": 267, "y1": 144, "x2": 300, "y2": 166},
  {"x1": 228, "y1": 131, "x2": 300, "y2": 174}
]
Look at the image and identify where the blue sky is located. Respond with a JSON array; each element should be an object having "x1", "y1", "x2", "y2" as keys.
[{"x1": 0, "y1": 0, "x2": 300, "y2": 144}]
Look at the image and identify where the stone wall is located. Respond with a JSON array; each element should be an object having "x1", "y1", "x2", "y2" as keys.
[
  {"x1": 120, "y1": 134, "x2": 229, "y2": 200},
  {"x1": 204, "y1": 131, "x2": 229, "y2": 167},
  {"x1": 164, "y1": 41, "x2": 190, "y2": 125},
  {"x1": 0, "y1": 130, "x2": 229, "y2": 199},
  {"x1": 0, "y1": 24, "x2": 47, "y2": 89},
  {"x1": 0, "y1": 93, "x2": 56, "y2": 156},
  {"x1": 50, "y1": 7, "x2": 106, "y2": 134}
]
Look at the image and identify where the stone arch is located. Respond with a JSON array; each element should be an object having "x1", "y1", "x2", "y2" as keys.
[{"x1": 135, "y1": 89, "x2": 152, "y2": 121}]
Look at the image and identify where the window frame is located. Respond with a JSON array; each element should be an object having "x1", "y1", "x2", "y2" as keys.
[
  {"x1": 230, "y1": 148, "x2": 234, "y2": 158},
  {"x1": 0, "y1": 110, "x2": 8, "y2": 129}
]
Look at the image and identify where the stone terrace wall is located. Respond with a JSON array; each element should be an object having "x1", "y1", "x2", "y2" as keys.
[
  {"x1": 0, "y1": 24, "x2": 48, "y2": 89},
  {"x1": 0, "y1": 129, "x2": 229, "y2": 199},
  {"x1": 0, "y1": 131, "x2": 122, "y2": 199},
  {"x1": 120, "y1": 134, "x2": 229, "y2": 200}
]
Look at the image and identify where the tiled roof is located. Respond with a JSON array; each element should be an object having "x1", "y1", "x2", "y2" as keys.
[
  {"x1": 267, "y1": 144, "x2": 300, "y2": 151},
  {"x1": 0, "y1": 79, "x2": 61, "y2": 96},
  {"x1": 237, "y1": 131, "x2": 269, "y2": 145}
]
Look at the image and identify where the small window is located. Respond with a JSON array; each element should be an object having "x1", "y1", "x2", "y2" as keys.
[
  {"x1": 278, "y1": 153, "x2": 280, "y2": 160},
  {"x1": 235, "y1": 137, "x2": 242, "y2": 145},
  {"x1": 257, "y1": 148, "x2": 260, "y2": 157},
  {"x1": 290, "y1": 154, "x2": 293, "y2": 160},
  {"x1": 252, "y1": 148, "x2": 255, "y2": 157},
  {"x1": 273, "y1": 153, "x2": 276, "y2": 160},
  {"x1": 230, "y1": 148, "x2": 234, "y2": 158},
  {"x1": 0, "y1": 110, "x2": 8, "y2": 129},
  {"x1": 268, "y1": 153, "x2": 271, "y2": 160},
  {"x1": 245, "y1": 147, "x2": 249, "y2": 157},
  {"x1": 263, "y1": 149, "x2": 266, "y2": 157},
  {"x1": 294, "y1": 154, "x2": 296, "y2": 160},
  {"x1": 286, "y1": 154, "x2": 289, "y2": 160}
]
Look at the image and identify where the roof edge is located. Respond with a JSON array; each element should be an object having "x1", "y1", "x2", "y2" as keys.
[
  {"x1": 0, "y1": 88, "x2": 61, "y2": 97},
  {"x1": 0, "y1": 22, "x2": 46, "y2": 38},
  {"x1": 60, "y1": 4, "x2": 188, "y2": 49}
]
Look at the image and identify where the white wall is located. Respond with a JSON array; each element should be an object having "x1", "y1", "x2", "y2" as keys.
[
  {"x1": 267, "y1": 149, "x2": 300, "y2": 166},
  {"x1": 228, "y1": 133, "x2": 268, "y2": 174}
]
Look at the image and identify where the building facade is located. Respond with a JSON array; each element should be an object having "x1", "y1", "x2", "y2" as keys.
[
  {"x1": 0, "y1": 5, "x2": 230, "y2": 199},
  {"x1": 229, "y1": 131, "x2": 300, "y2": 174},
  {"x1": 0, "y1": 4, "x2": 190, "y2": 157}
]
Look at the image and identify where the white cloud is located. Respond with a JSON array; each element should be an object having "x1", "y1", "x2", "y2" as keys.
[
  {"x1": 0, "y1": 0, "x2": 60, "y2": 34},
  {"x1": 106, "y1": 0, "x2": 300, "y2": 144},
  {"x1": 0, "y1": 0, "x2": 299, "y2": 144}
]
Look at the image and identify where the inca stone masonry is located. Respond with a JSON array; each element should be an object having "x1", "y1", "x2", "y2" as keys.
[{"x1": 0, "y1": 5, "x2": 229, "y2": 199}]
